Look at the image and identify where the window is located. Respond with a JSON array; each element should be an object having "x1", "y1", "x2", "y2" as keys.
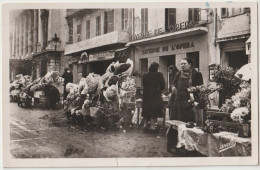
[
  {"x1": 188, "y1": 8, "x2": 200, "y2": 23},
  {"x1": 96, "y1": 16, "x2": 101, "y2": 36},
  {"x1": 221, "y1": 8, "x2": 249, "y2": 18},
  {"x1": 165, "y1": 8, "x2": 176, "y2": 31},
  {"x1": 76, "y1": 24, "x2": 81, "y2": 42},
  {"x1": 187, "y1": 52, "x2": 199, "y2": 71},
  {"x1": 232, "y1": 8, "x2": 243, "y2": 16},
  {"x1": 141, "y1": 8, "x2": 148, "y2": 33},
  {"x1": 221, "y1": 8, "x2": 228, "y2": 18},
  {"x1": 104, "y1": 10, "x2": 114, "y2": 34},
  {"x1": 86, "y1": 20, "x2": 90, "y2": 39},
  {"x1": 68, "y1": 20, "x2": 73, "y2": 43},
  {"x1": 122, "y1": 9, "x2": 128, "y2": 30}
]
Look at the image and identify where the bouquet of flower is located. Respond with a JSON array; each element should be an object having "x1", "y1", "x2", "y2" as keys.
[
  {"x1": 121, "y1": 77, "x2": 136, "y2": 92},
  {"x1": 103, "y1": 84, "x2": 118, "y2": 101},
  {"x1": 213, "y1": 65, "x2": 241, "y2": 107},
  {"x1": 230, "y1": 107, "x2": 250, "y2": 124},
  {"x1": 187, "y1": 85, "x2": 219, "y2": 110}
]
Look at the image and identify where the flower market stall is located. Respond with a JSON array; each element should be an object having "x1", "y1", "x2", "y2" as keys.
[
  {"x1": 63, "y1": 58, "x2": 136, "y2": 129},
  {"x1": 166, "y1": 64, "x2": 252, "y2": 156},
  {"x1": 10, "y1": 71, "x2": 64, "y2": 108}
]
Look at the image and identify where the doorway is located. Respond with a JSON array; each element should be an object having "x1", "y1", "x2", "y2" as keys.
[
  {"x1": 226, "y1": 51, "x2": 248, "y2": 70},
  {"x1": 40, "y1": 59, "x2": 48, "y2": 77},
  {"x1": 159, "y1": 55, "x2": 176, "y2": 90}
]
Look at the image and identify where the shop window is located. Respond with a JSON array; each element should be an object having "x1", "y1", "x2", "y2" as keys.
[
  {"x1": 141, "y1": 8, "x2": 148, "y2": 34},
  {"x1": 86, "y1": 20, "x2": 90, "y2": 39},
  {"x1": 188, "y1": 8, "x2": 200, "y2": 23},
  {"x1": 96, "y1": 16, "x2": 101, "y2": 36},
  {"x1": 76, "y1": 24, "x2": 81, "y2": 42},
  {"x1": 77, "y1": 63, "x2": 83, "y2": 74},
  {"x1": 122, "y1": 9, "x2": 128, "y2": 30},
  {"x1": 187, "y1": 52, "x2": 199, "y2": 71},
  {"x1": 227, "y1": 51, "x2": 248, "y2": 70},
  {"x1": 104, "y1": 10, "x2": 114, "y2": 34},
  {"x1": 232, "y1": 8, "x2": 243, "y2": 16},
  {"x1": 165, "y1": 8, "x2": 176, "y2": 31}
]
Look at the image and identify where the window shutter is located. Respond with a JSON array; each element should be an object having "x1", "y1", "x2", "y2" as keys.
[{"x1": 145, "y1": 9, "x2": 148, "y2": 32}]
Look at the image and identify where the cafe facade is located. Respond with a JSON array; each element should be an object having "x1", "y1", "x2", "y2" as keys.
[{"x1": 127, "y1": 8, "x2": 218, "y2": 88}]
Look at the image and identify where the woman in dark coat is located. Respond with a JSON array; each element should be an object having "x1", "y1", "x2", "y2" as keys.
[
  {"x1": 142, "y1": 62, "x2": 165, "y2": 132},
  {"x1": 62, "y1": 67, "x2": 73, "y2": 100},
  {"x1": 172, "y1": 58, "x2": 203, "y2": 122}
]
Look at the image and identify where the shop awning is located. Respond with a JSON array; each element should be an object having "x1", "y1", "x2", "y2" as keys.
[{"x1": 126, "y1": 27, "x2": 208, "y2": 47}]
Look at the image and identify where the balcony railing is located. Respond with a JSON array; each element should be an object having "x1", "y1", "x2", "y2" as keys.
[{"x1": 65, "y1": 31, "x2": 129, "y2": 55}]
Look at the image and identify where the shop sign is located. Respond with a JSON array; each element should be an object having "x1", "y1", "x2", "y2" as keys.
[
  {"x1": 142, "y1": 41, "x2": 195, "y2": 55},
  {"x1": 130, "y1": 21, "x2": 196, "y2": 42},
  {"x1": 89, "y1": 51, "x2": 115, "y2": 62},
  {"x1": 172, "y1": 42, "x2": 195, "y2": 50}
]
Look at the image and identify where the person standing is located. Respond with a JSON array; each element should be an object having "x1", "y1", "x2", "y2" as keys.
[
  {"x1": 167, "y1": 65, "x2": 179, "y2": 120},
  {"x1": 171, "y1": 58, "x2": 203, "y2": 122},
  {"x1": 62, "y1": 67, "x2": 73, "y2": 100},
  {"x1": 142, "y1": 62, "x2": 165, "y2": 133}
]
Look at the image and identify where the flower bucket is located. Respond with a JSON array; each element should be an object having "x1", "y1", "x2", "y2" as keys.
[
  {"x1": 238, "y1": 123, "x2": 250, "y2": 137},
  {"x1": 195, "y1": 109, "x2": 205, "y2": 128}
]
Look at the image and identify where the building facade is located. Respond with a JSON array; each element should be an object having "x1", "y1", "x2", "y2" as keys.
[
  {"x1": 9, "y1": 9, "x2": 70, "y2": 80},
  {"x1": 64, "y1": 9, "x2": 133, "y2": 83},
  {"x1": 215, "y1": 8, "x2": 251, "y2": 69},
  {"x1": 127, "y1": 8, "x2": 251, "y2": 89}
]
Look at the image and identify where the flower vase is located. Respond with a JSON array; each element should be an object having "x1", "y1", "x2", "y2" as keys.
[
  {"x1": 195, "y1": 109, "x2": 205, "y2": 128},
  {"x1": 238, "y1": 123, "x2": 250, "y2": 137}
]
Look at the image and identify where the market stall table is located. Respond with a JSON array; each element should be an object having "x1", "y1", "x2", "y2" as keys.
[
  {"x1": 166, "y1": 120, "x2": 251, "y2": 157},
  {"x1": 135, "y1": 99, "x2": 168, "y2": 126}
]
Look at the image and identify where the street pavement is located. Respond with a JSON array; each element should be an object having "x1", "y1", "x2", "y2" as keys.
[{"x1": 9, "y1": 102, "x2": 181, "y2": 158}]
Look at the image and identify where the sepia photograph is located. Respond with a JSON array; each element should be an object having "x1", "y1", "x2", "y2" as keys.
[{"x1": 1, "y1": 0, "x2": 259, "y2": 167}]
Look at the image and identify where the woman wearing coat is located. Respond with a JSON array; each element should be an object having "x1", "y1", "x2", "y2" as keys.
[
  {"x1": 171, "y1": 58, "x2": 204, "y2": 122},
  {"x1": 62, "y1": 67, "x2": 73, "y2": 100},
  {"x1": 142, "y1": 62, "x2": 166, "y2": 132}
]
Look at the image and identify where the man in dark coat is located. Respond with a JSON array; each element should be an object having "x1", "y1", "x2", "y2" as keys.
[
  {"x1": 62, "y1": 67, "x2": 73, "y2": 100},
  {"x1": 142, "y1": 62, "x2": 165, "y2": 132}
]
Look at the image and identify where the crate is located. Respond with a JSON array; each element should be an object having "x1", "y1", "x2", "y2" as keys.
[{"x1": 206, "y1": 109, "x2": 250, "y2": 137}]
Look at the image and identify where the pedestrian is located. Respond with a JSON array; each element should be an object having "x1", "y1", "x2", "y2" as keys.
[
  {"x1": 171, "y1": 58, "x2": 203, "y2": 122},
  {"x1": 62, "y1": 67, "x2": 73, "y2": 100},
  {"x1": 142, "y1": 62, "x2": 165, "y2": 133},
  {"x1": 167, "y1": 65, "x2": 179, "y2": 120}
]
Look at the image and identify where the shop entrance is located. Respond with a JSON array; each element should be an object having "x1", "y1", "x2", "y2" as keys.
[
  {"x1": 40, "y1": 59, "x2": 48, "y2": 77},
  {"x1": 187, "y1": 51, "x2": 200, "y2": 71},
  {"x1": 159, "y1": 55, "x2": 175, "y2": 90},
  {"x1": 226, "y1": 51, "x2": 248, "y2": 70},
  {"x1": 89, "y1": 60, "x2": 113, "y2": 75}
]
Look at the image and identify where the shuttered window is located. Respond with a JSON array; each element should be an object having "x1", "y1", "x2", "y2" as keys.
[
  {"x1": 188, "y1": 8, "x2": 200, "y2": 23},
  {"x1": 76, "y1": 24, "x2": 81, "y2": 42},
  {"x1": 122, "y1": 9, "x2": 128, "y2": 30},
  {"x1": 165, "y1": 8, "x2": 176, "y2": 31},
  {"x1": 104, "y1": 10, "x2": 114, "y2": 34},
  {"x1": 86, "y1": 20, "x2": 90, "y2": 39},
  {"x1": 141, "y1": 8, "x2": 148, "y2": 33},
  {"x1": 96, "y1": 16, "x2": 101, "y2": 36}
]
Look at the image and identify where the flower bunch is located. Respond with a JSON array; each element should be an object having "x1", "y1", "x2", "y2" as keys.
[
  {"x1": 187, "y1": 85, "x2": 218, "y2": 110},
  {"x1": 230, "y1": 107, "x2": 249, "y2": 124},
  {"x1": 213, "y1": 65, "x2": 241, "y2": 107},
  {"x1": 121, "y1": 77, "x2": 136, "y2": 92}
]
